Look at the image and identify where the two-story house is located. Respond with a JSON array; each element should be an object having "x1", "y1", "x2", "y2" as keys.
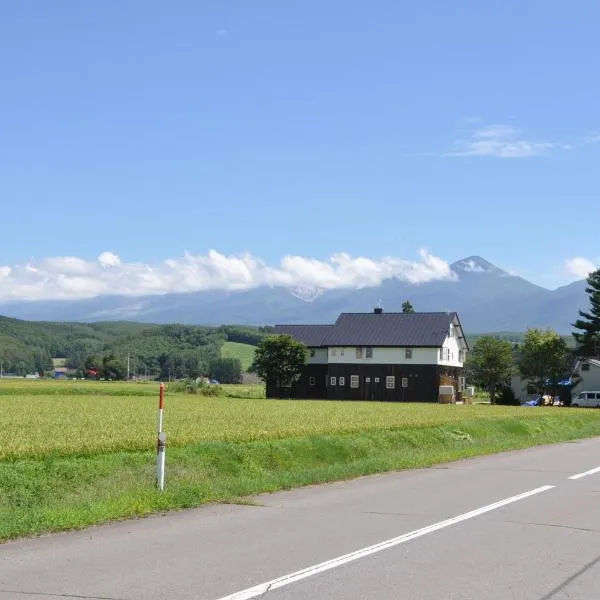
[{"x1": 270, "y1": 309, "x2": 468, "y2": 402}]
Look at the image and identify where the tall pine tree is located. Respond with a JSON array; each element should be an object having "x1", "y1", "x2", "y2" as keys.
[{"x1": 573, "y1": 268, "x2": 600, "y2": 358}]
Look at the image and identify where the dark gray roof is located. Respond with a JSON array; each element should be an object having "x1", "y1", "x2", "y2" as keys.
[
  {"x1": 324, "y1": 312, "x2": 457, "y2": 347},
  {"x1": 272, "y1": 324, "x2": 333, "y2": 347},
  {"x1": 275, "y1": 312, "x2": 463, "y2": 348}
]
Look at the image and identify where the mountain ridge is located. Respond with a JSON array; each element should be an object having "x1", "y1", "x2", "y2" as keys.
[{"x1": 0, "y1": 256, "x2": 589, "y2": 333}]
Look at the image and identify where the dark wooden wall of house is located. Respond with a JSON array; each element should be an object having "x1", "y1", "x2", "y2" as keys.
[
  {"x1": 326, "y1": 364, "x2": 443, "y2": 402},
  {"x1": 266, "y1": 364, "x2": 328, "y2": 399},
  {"x1": 267, "y1": 364, "x2": 464, "y2": 403}
]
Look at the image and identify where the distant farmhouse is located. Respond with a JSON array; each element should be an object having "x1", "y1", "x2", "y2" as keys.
[
  {"x1": 512, "y1": 357, "x2": 600, "y2": 405},
  {"x1": 52, "y1": 358, "x2": 75, "y2": 379},
  {"x1": 270, "y1": 309, "x2": 468, "y2": 402},
  {"x1": 572, "y1": 358, "x2": 600, "y2": 395}
]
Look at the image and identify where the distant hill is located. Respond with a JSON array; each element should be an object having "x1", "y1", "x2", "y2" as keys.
[
  {"x1": 0, "y1": 317, "x2": 264, "y2": 378},
  {"x1": 0, "y1": 256, "x2": 590, "y2": 333}
]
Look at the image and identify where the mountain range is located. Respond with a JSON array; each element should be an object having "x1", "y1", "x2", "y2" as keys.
[{"x1": 0, "y1": 256, "x2": 589, "y2": 333}]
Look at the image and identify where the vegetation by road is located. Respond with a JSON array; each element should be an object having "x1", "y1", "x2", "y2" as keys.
[{"x1": 2, "y1": 379, "x2": 600, "y2": 542}]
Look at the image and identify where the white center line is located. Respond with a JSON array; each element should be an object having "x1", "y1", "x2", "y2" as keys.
[
  {"x1": 569, "y1": 466, "x2": 600, "y2": 480},
  {"x1": 215, "y1": 485, "x2": 555, "y2": 600}
]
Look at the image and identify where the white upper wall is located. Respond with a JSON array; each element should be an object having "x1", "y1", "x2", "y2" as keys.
[
  {"x1": 438, "y1": 334, "x2": 465, "y2": 367},
  {"x1": 328, "y1": 346, "x2": 450, "y2": 366},
  {"x1": 307, "y1": 348, "x2": 328, "y2": 364}
]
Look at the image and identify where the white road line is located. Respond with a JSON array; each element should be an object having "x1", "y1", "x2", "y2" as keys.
[
  {"x1": 215, "y1": 485, "x2": 555, "y2": 600},
  {"x1": 569, "y1": 466, "x2": 600, "y2": 480}
]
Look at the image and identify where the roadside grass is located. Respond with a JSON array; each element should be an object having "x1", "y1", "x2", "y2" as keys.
[
  {"x1": 221, "y1": 341, "x2": 256, "y2": 372},
  {"x1": 2, "y1": 380, "x2": 600, "y2": 542}
]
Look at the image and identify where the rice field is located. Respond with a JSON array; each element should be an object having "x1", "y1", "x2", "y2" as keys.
[{"x1": 1, "y1": 379, "x2": 592, "y2": 460}]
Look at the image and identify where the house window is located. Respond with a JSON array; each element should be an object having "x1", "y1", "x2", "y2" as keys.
[
  {"x1": 439, "y1": 347, "x2": 444, "y2": 361},
  {"x1": 375, "y1": 377, "x2": 380, "y2": 383},
  {"x1": 366, "y1": 347, "x2": 373, "y2": 359},
  {"x1": 386, "y1": 376, "x2": 395, "y2": 389},
  {"x1": 340, "y1": 349, "x2": 345, "y2": 356},
  {"x1": 401, "y1": 377, "x2": 408, "y2": 388},
  {"x1": 582, "y1": 363, "x2": 590, "y2": 371},
  {"x1": 309, "y1": 376, "x2": 316, "y2": 386},
  {"x1": 366, "y1": 377, "x2": 371, "y2": 383},
  {"x1": 339, "y1": 376, "x2": 345, "y2": 386},
  {"x1": 331, "y1": 348, "x2": 337, "y2": 356},
  {"x1": 310, "y1": 349, "x2": 315, "y2": 357},
  {"x1": 405, "y1": 348, "x2": 412, "y2": 359},
  {"x1": 330, "y1": 376, "x2": 337, "y2": 386},
  {"x1": 350, "y1": 375, "x2": 359, "y2": 388},
  {"x1": 356, "y1": 347, "x2": 363, "y2": 359}
]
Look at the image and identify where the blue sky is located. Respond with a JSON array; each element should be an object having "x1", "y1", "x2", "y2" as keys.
[{"x1": 1, "y1": 0, "x2": 599, "y2": 301}]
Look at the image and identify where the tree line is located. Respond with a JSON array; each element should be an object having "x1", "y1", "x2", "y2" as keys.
[{"x1": 0, "y1": 319, "x2": 268, "y2": 382}]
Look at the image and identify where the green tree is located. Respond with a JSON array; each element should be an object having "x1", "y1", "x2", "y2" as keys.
[
  {"x1": 402, "y1": 301, "x2": 415, "y2": 313},
  {"x1": 210, "y1": 357, "x2": 242, "y2": 384},
  {"x1": 517, "y1": 328, "x2": 572, "y2": 398},
  {"x1": 102, "y1": 354, "x2": 126, "y2": 380},
  {"x1": 252, "y1": 335, "x2": 308, "y2": 390},
  {"x1": 84, "y1": 355, "x2": 103, "y2": 377},
  {"x1": 572, "y1": 268, "x2": 600, "y2": 358},
  {"x1": 466, "y1": 337, "x2": 514, "y2": 404}
]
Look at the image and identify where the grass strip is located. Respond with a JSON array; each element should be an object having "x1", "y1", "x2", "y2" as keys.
[{"x1": 2, "y1": 413, "x2": 600, "y2": 542}]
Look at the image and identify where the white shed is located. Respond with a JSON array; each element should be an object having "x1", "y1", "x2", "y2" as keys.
[{"x1": 572, "y1": 358, "x2": 600, "y2": 395}]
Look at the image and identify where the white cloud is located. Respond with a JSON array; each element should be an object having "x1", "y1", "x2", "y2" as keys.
[
  {"x1": 447, "y1": 123, "x2": 558, "y2": 158},
  {"x1": 216, "y1": 29, "x2": 228, "y2": 36},
  {"x1": 0, "y1": 249, "x2": 456, "y2": 303},
  {"x1": 98, "y1": 252, "x2": 122, "y2": 267},
  {"x1": 565, "y1": 257, "x2": 597, "y2": 279},
  {"x1": 585, "y1": 132, "x2": 600, "y2": 144}
]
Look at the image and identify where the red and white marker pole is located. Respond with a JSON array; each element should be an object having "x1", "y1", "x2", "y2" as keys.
[{"x1": 156, "y1": 383, "x2": 166, "y2": 491}]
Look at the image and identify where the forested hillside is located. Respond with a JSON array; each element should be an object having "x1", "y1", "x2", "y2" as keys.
[{"x1": 0, "y1": 316, "x2": 270, "y2": 380}]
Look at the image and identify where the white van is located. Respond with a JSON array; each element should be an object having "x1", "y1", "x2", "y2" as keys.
[{"x1": 572, "y1": 391, "x2": 600, "y2": 408}]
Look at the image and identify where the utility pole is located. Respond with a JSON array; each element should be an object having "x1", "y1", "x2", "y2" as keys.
[{"x1": 127, "y1": 354, "x2": 130, "y2": 381}]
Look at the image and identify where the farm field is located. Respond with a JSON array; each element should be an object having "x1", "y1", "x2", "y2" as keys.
[
  {"x1": 2, "y1": 379, "x2": 600, "y2": 542},
  {"x1": 221, "y1": 341, "x2": 256, "y2": 371}
]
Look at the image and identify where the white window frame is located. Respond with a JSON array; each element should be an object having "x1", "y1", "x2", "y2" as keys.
[
  {"x1": 401, "y1": 377, "x2": 408, "y2": 388},
  {"x1": 386, "y1": 376, "x2": 395, "y2": 389},
  {"x1": 339, "y1": 376, "x2": 345, "y2": 386},
  {"x1": 366, "y1": 377, "x2": 371, "y2": 383},
  {"x1": 365, "y1": 347, "x2": 373, "y2": 359},
  {"x1": 330, "y1": 376, "x2": 337, "y2": 386},
  {"x1": 374, "y1": 377, "x2": 380, "y2": 383},
  {"x1": 405, "y1": 348, "x2": 412, "y2": 359},
  {"x1": 350, "y1": 375, "x2": 359, "y2": 388}
]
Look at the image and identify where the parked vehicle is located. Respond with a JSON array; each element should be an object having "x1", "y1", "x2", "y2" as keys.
[{"x1": 571, "y1": 391, "x2": 600, "y2": 408}]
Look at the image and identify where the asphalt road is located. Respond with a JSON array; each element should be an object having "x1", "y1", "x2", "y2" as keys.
[{"x1": 2, "y1": 438, "x2": 600, "y2": 600}]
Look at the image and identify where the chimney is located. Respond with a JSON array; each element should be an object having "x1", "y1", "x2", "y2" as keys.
[{"x1": 374, "y1": 307, "x2": 383, "y2": 314}]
